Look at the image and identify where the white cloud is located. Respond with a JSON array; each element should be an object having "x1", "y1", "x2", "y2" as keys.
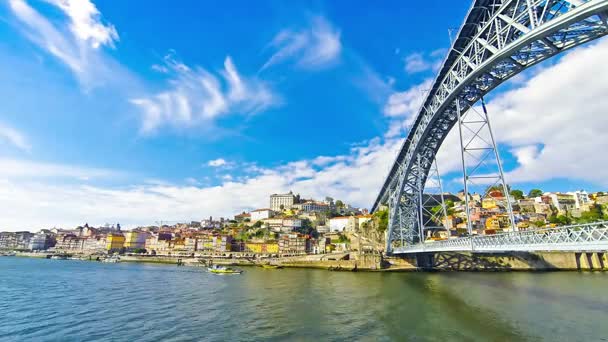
[
  {"x1": 485, "y1": 38, "x2": 608, "y2": 186},
  {"x1": 0, "y1": 158, "x2": 118, "y2": 180},
  {"x1": 8, "y1": 0, "x2": 130, "y2": 89},
  {"x1": 428, "y1": 38, "x2": 608, "y2": 190},
  {"x1": 0, "y1": 122, "x2": 30, "y2": 152},
  {"x1": 261, "y1": 16, "x2": 341, "y2": 70},
  {"x1": 383, "y1": 79, "x2": 433, "y2": 137},
  {"x1": 45, "y1": 0, "x2": 119, "y2": 49},
  {"x1": 207, "y1": 158, "x2": 227, "y2": 167},
  {"x1": 131, "y1": 55, "x2": 279, "y2": 133},
  {"x1": 403, "y1": 50, "x2": 445, "y2": 74},
  {"x1": 0, "y1": 136, "x2": 403, "y2": 231}
]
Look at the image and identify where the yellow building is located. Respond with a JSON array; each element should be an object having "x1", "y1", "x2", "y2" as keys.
[
  {"x1": 244, "y1": 242, "x2": 279, "y2": 254},
  {"x1": 106, "y1": 233, "x2": 125, "y2": 251},
  {"x1": 482, "y1": 198, "x2": 498, "y2": 209},
  {"x1": 124, "y1": 231, "x2": 149, "y2": 249},
  {"x1": 485, "y1": 215, "x2": 511, "y2": 230}
]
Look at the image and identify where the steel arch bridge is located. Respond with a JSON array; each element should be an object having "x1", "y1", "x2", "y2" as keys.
[{"x1": 371, "y1": 0, "x2": 608, "y2": 254}]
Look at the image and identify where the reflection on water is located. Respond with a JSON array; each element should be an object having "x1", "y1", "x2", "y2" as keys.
[{"x1": 1, "y1": 258, "x2": 607, "y2": 341}]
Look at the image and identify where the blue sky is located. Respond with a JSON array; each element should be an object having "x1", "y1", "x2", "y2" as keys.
[{"x1": 1, "y1": 0, "x2": 607, "y2": 230}]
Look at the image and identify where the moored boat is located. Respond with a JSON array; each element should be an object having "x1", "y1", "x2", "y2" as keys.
[
  {"x1": 102, "y1": 255, "x2": 121, "y2": 263},
  {"x1": 261, "y1": 264, "x2": 282, "y2": 269},
  {"x1": 207, "y1": 265, "x2": 242, "y2": 274}
]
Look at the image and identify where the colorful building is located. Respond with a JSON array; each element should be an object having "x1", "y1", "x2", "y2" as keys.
[
  {"x1": 124, "y1": 231, "x2": 149, "y2": 250},
  {"x1": 244, "y1": 242, "x2": 279, "y2": 254},
  {"x1": 106, "y1": 233, "x2": 125, "y2": 251}
]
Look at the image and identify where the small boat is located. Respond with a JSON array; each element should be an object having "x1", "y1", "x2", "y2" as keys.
[
  {"x1": 207, "y1": 265, "x2": 242, "y2": 274},
  {"x1": 50, "y1": 255, "x2": 68, "y2": 260},
  {"x1": 102, "y1": 255, "x2": 121, "y2": 263},
  {"x1": 261, "y1": 264, "x2": 282, "y2": 269}
]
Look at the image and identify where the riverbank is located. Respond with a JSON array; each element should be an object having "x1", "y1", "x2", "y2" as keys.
[{"x1": 10, "y1": 250, "x2": 608, "y2": 271}]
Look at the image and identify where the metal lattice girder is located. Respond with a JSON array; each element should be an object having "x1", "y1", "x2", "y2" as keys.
[
  {"x1": 376, "y1": 0, "x2": 608, "y2": 253},
  {"x1": 393, "y1": 221, "x2": 608, "y2": 253}
]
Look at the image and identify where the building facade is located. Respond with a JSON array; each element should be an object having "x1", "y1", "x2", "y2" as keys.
[{"x1": 270, "y1": 191, "x2": 296, "y2": 211}]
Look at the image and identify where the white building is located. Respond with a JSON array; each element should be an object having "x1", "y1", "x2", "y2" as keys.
[
  {"x1": 329, "y1": 217, "x2": 350, "y2": 232},
  {"x1": 250, "y1": 208, "x2": 274, "y2": 222},
  {"x1": 270, "y1": 191, "x2": 296, "y2": 211},
  {"x1": 567, "y1": 190, "x2": 591, "y2": 209},
  {"x1": 263, "y1": 218, "x2": 302, "y2": 232},
  {"x1": 301, "y1": 201, "x2": 330, "y2": 213}
]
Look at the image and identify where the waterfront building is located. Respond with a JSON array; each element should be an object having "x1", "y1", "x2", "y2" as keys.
[
  {"x1": 106, "y1": 233, "x2": 125, "y2": 251},
  {"x1": 212, "y1": 235, "x2": 233, "y2": 252},
  {"x1": 270, "y1": 191, "x2": 296, "y2": 211},
  {"x1": 243, "y1": 241, "x2": 279, "y2": 254},
  {"x1": 250, "y1": 208, "x2": 274, "y2": 222},
  {"x1": 184, "y1": 237, "x2": 198, "y2": 252},
  {"x1": 124, "y1": 231, "x2": 149, "y2": 250},
  {"x1": 82, "y1": 235, "x2": 107, "y2": 254},
  {"x1": 0, "y1": 231, "x2": 34, "y2": 250},
  {"x1": 28, "y1": 233, "x2": 51, "y2": 250},
  {"x1": 278, "y1": 234, "x2": 309, "y2": 254},
  {"x1": 54, "y1": 234, "x2": 86, "y2": 252}
]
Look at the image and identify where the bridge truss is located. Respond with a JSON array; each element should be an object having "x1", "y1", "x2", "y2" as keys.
[
  {"x1": 394, "y1": 221, "x2": 608, "y2": 253},
  {"x1": 371, "y1": 0, "x2": 608, "y2": 253}
]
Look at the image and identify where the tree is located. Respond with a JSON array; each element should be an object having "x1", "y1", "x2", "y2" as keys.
[
  {"x1": 549, "y1": 215, "x2": 571, "y2": 225},
  {"x1": 577, "y1": 204, "x2": 604, "y2": 223},
  {"x1": 510, "y1": 189, "x2": 524, "y2": 200},
  {"x1": 252, "y1": 220, "x2": 263, "y2": 228},
  {"x1": 528, "y1": 189, "x2": 543, "y2": 198},
  {"x1": 533, "y1": 220, "x2": 546, "y2": 228},
  {"x1": 485, "y1": 184, "x2": 510, "y2": 195},
  {"x1": 335, "y1": 200, "x2": 344, "y2": 208},
  {"x1": 373, "y1": 209, "x2": 389, "y2": 233}
]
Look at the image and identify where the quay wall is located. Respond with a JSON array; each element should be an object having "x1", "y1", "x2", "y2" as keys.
[{"x1": 408, "y1": 251, "x2": 608, "y2": 271}]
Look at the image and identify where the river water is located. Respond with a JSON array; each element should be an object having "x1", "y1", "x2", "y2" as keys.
[{"x1": 1, "y1": 257, "x2": 607, "y2": 341}]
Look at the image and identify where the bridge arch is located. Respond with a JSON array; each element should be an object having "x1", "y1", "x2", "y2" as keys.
[{"x1": 372, "y1": 0, "x2": 608, "y2": 253}]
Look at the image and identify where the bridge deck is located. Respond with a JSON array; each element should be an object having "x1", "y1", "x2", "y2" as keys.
[{"x1": 392, "y1": 222, "x2": 608, "y2": 254}]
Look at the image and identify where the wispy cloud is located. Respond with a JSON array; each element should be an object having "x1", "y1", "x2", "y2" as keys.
[
  {"x1": 131, "y1": 53, "x2": 279, "y2": 133},
  {"x1": 403, "y1": 49, "x2": 446, "y2": 74},
  {"x1": 0, "y1": 158, "x2": 119, "y2": 180},
  {"x1": 383, "y1": 79, "x2": 432, "y2": 137},
  {"x1": 261, "y1": 16, "x2": 341, "y2": 71},
  {"x1": 207, "y1": 158, "x2": 228, "y2": 167},
  {"x1": 0, "y1": 122, "x2": 30, "y2": 152},
  {"x1": 8, "y1": 0, "x2": 129, "y2": 90},
  {"x1": 45, "y1": 0, "x2": 119, "y2": 49}
]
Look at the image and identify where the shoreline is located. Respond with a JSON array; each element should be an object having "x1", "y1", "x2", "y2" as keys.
[{"x1": 7, "y1": 251, "x2": 608, "y2": 272}]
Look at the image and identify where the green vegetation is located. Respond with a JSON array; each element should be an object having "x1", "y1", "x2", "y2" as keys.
[
  {"x1": 548, "y1": 215, "x2": 571, "y2": 225},
  {"x1": 373, "y1": 209, "x2": 388, "y2": 233},
  {"x1": 294, "y1": 219, "x2": 319, "y2": 238},
  {"x1": 510, "y1": 189, "x2": 524, "y2": 200},
  {"x1": 528, "y1": 189, "x2": 543, "y2": 198},
  {"x1": 430, "y1": 200, "x2": 455, "y2": 217},
  {"x1": 575, "y1": 204, "x2": 607, "y2": 223}
]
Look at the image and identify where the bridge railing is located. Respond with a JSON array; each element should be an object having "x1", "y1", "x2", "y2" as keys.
[{"x1": 393, "y1": 221, "x2": 608, "y2": 253}]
